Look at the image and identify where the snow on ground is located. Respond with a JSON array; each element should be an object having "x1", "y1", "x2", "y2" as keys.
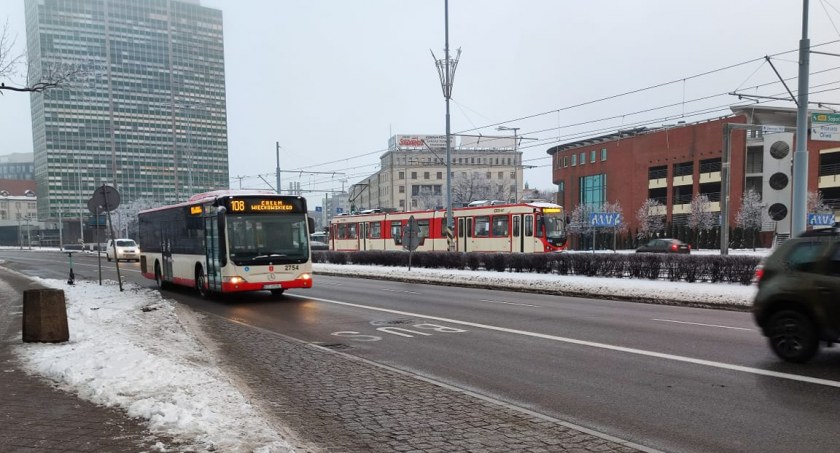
[
  {"x1": 13, "y1": 277, "x2": 295, "y2": 453},
  {"x1": 2, "y1": 246, "x2": 768, "y2": 451}
]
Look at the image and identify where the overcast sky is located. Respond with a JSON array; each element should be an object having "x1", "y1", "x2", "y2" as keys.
[{"x1": 3, "y1": 1, "x2": 840, "y2": 208}]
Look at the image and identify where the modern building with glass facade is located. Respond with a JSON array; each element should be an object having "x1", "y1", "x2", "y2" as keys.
[{"x1": 25, "y1": 0, "x2": 228, "y2": 226}]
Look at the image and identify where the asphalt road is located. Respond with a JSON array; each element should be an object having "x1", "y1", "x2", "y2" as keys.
[{"x1": 3, "y1": 249, "x2": 840, "y2": 453}]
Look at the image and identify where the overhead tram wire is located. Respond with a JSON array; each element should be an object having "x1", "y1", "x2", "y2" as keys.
[{"x1": 232, "y1": 41, "x2": 840, "y2": 185}]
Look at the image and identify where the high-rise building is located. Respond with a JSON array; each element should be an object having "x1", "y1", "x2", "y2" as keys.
[{"x1": 25, "y1": 0, "x2": 229, "y2": 225}]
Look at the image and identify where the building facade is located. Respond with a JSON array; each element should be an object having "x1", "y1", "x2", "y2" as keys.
[
  {"x1": 25, "y1": 0, "x2": 229, "y2": 224},
  {"x1": 0, "y1": 153, "x2": 35, "y2": 180},
  {"x1": 548, "y1": 106, "x2": 840, "y2": 236},
  {"x1": 349, "y1": 134, "x2": 523, "y2": 212}
]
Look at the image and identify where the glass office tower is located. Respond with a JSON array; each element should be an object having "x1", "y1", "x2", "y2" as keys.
[{"x1": 25, "y1": 0, "x2": 229, "y2": 223}]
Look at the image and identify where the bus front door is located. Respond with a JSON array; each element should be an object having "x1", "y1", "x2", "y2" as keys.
[
  {"x1": 161, "y1": 223, "x2": 174, "y2": 282},
  {"x1": 204, "y1": 213, "x2": 222, "y2": 292}
]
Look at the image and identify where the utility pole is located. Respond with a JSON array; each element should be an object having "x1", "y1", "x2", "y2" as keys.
[
  {"x1": 792, "y1": 0, "x2": 810, "y2": 237},
  {"x1": 432, "y1": 0, "x2": 461, "y2": 251},
  {"x1": 276, "y1": 142, "x2": 282, "y2": 195}
]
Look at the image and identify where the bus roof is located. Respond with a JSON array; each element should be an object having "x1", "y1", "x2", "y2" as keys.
[{"x1": 139, "y1": 189, "x2": 294, "y2": 215}]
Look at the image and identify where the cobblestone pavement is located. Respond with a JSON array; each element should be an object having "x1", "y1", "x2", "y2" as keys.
[
  {"x1": 202, "y1": 314, "x2": 647, "y2": 453},
  {"x1": 0, "y1": 268, "x2": 179, "y2": 453}
]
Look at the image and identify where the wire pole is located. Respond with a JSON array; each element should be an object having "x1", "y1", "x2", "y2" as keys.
[
  {"x1": 792, "y1": 0, "x2": 810, "y2": 237},
  {"x1": 431, "y1": 0, "x2": 461, "y2": 251},
  {"x1": 276, "y1": 142, "x2": 282, "y2": 195}
]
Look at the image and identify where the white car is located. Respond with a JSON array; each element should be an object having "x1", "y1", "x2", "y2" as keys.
[{"x1": 106, "y1": 238, "x2": 140, "y2": 262}]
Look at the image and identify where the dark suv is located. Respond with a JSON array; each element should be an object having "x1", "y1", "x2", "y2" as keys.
[{"x1": 752, "y1": 225, "x2": 840, "y2": 363}]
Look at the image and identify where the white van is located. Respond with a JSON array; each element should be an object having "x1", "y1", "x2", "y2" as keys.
[{"x1": 106, "y1": 238, "x2": 140, "y2": 262}]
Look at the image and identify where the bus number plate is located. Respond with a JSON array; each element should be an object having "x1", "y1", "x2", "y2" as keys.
[
  {"x1": 264, "y1": 284, "x2": 282, "y2": 289},
  {"x1": 284, "y1": 264, "x2": 299, "y2": 271}
]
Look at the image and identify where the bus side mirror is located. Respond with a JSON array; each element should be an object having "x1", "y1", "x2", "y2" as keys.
[{"x1": 308, "y1": 217, "x2": 315, "y2": 234}]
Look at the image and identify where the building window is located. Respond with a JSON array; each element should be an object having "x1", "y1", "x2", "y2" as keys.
[
  {"x1": 579, "y1": 174, "x2": 606, "y2": 207},
  {"x1": 399, "y1": 185, "x2": 405, "y2": 193},
  {"x1": 399, "y1": 199, "x2": 405, "y2": 208},
  {"x1": 486, "y1": 172, "x2": 491, "y2": 179},
  {"x1": 563, "y1": 156, "x2": 568, "y2": 168},
  {"x1": 399, "y1": 171, "x2": 405, "y2": 180},
  {"x1": 673, "y1": 161, "x2": 693, "y2": 177},
  {"x1": 411, "y1": 171, "x2": 417, "y2": 180},
  {"x1": 424, "y1": 171, "x2": 430, "y2": 179},
  {"x1": 498, "y1": 171, "x2": 503, "y2": 179},
  {"x1": 437, "y1": 172, "x2": 442, "y2": 179},
  {"x1": 590, "y1": 150, "x2": 596, "y2": 163},
  {"x1": 571, "y1": 154, "x2": 577, "y2": 166},
  {"x1": 601, "y1": 148, "x2": 607, "y2": 161},
  {"x1": 579, "y1": 152, "x2": 585, "y2": 165}
]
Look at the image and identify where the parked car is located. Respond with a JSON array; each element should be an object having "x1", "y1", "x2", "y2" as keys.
[
  {"x1": 310, "y1": 240, "x2": 329, "y2": 251},
  {"x1": 752, "y1": 225, "x2": 840, "y2": 363},
  {"x1": 635, "y1": 238, "x2": 691, "y2": 254},
  {"x1": 106, "y1": 238, "x2": 140, "y2": 262}
]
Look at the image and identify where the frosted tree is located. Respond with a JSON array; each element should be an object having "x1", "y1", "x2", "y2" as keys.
[
  {"x1": 807, "y1": 190, "x2": 829, "y2": 213},
  {"x1": 635, "y1": 198, "x2": 665, "y2": 240},
  {"x1": 735, "y1": 189, "x2": 763, "y2": 251},
  {"x1": 688, "y1": 194, "x2": 715, "y2": 249},
  {"x1": 413, "y1": 188, "x2": 443, "y2": 210},
  {"x1": 451, "y1": 171, "x2": 510, "y2": 206}
]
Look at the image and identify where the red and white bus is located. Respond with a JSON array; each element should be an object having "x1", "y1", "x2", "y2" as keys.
[
  {"x1": 329, "y1": 202, "x2": 567, "y2": 253},
  {"x1": 138, "y1": 190, "x2": 314, "y2": 297}
]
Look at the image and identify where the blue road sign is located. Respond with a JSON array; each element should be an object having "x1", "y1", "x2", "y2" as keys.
[
  {"x1": 336, "y1": 207, "x2": 343, "y2": 214},
  {"x1": 315, "y1": 206, "x2": 322, "y2": 212},
  {"x1": 589, "y1": 212, "x2": 622, "y2": 227},
  {"x1": 808, "y1": 213, "x2": 835, "y2": 226}
]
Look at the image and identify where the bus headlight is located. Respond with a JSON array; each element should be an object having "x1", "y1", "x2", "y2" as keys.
[{"x1": 223, "y1": 276, "x2": 247, "y2": 284}]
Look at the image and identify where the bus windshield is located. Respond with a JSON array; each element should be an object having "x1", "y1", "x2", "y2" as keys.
[
  {"x1": 543, "y1": 213, "x2": 565, "y2": 239},
  {"x1": 227, "y1": 214, "x2": 309, "y2": 264}
]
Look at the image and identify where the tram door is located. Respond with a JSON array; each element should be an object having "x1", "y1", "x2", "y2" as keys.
[
  {"x1": 512, "y1": 215, "x2": 522, "y2": 252},
  {"x1": 523, "y1": 214, "x2": 536, "y2": 253},
  {"x1": 203, "y1": 210, "x2": 222, "y2": 292},
  {"x1": 360, "y1": 222, "x2": 368, "y2": 251}
]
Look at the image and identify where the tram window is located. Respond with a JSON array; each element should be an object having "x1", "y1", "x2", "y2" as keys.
[
  {"x1": 475, "y1": 216, "x2": 490, "y2": 237},
  {"x1": 525, "y1": 217, "x2": 534, "y2": 236},
  {"x1": 492, "y1": 216, "x2": 509, "y2": 237},
  {"x1": 418, "y1": 219, "x2": 430, "y2": 238},
  {"x1": 369, "y1": 221, "x2": 382, "y2": 238},
  {"x1": 391, "y1": 221, "x2": 403, "y2": 245},
  {"x1": 512, "y1": 216, "x2": 520, "y2": 237}
]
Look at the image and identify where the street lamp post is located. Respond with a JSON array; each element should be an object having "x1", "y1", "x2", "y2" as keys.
[{"x1": 497, "y1": 126, "x2": 520, "y2": 203}]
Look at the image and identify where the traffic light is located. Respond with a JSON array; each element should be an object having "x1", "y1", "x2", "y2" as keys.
[{"x1": 762, "y1": 133, "x2": 793, "y2": 235}]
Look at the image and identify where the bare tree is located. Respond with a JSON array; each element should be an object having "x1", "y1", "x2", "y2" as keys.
[
  {"x1": 451, "y1": 171, "x2": 510, "y2": 206},
  {"x1": 413, "y1": 188, "x2": 442, "y2": 210},
  {"x1": 688, "y1": 194, "x2": 715, "y2": 249},
  {"x1": 807, "y1": 190, "x2": 829, "y2": 213},
  {"x1": 735, "y1": 188, "x2": 763, "y2": 250},
  {"x1": 635, "y1": 198, "x2": 665, "y2": 239},
  {"x1": 567, "y1": 203, "x2": 596, "y2": 239},
  {"x1": 1, "y1": 20, "x2": 90, "y2": 95}
]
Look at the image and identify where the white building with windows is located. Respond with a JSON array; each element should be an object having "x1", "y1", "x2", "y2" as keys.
[{"x1": 349, "y1": 134, "x2": 522, "y2": 212}]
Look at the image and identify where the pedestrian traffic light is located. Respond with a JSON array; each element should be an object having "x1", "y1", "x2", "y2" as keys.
[{"x1": 762, "y1": 133, "x2": 793, "y2": 235}]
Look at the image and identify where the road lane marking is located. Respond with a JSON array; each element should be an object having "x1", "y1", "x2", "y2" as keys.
[
  {"x1": 290, "y1": 294, "x2": 840, "y2": 389},
  {"x1": 652, "y1": 319, "x2": 755, "y2": 331},
  {"x1": 381, "y1": 288, "x2": 419, "y2": 294},
  {"x1": 480, "y1": 299, "x2": 540, "y2": 307}
]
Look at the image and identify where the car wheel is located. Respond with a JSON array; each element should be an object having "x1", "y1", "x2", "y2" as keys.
[
  {"x1": 196, "y1": 266, "x2": 210, "y2": 298},
  {"x1": 766, "y1": 310, "x2": 819, "y2": 363}
]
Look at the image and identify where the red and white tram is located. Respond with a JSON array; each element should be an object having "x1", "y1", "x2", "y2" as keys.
[{"x1": 329, "y1": 202, "x2": 567, "y2": 253}]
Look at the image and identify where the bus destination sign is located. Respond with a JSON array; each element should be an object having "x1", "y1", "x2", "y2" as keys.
[{"x1": 227, "y1": 197, "x2": 305, "y2": 214}]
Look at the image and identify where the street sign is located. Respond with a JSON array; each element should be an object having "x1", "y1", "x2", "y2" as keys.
[
  {"x1": 762, "y1": 125, "x2": 786, "y2": 134},
  {"x1": 808, "y1": 213, "x2": 836, "y2": 226},
  {"x1": 90, "y1": 185, "x2": 121, "y2": 212},
  {"x1": 589, "y1": 212, "x2": 621, "y2": 227},
  {"x1": 315, "y1": 206, "x2": 322, "y2": 212},
  {"x1": 811, "y1": 112, "x2": 840, "y2": 124},
  {"x1": 401, "y1": 215, "x2": 422, "y2": 251},
  {"x1": 811, "y1": 124, "x2": 840, "y2": 142}
]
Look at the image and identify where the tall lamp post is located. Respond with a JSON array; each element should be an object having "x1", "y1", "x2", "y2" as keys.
[{"x1": 497, "y1": 126, "x2": 520, "y2": 203}]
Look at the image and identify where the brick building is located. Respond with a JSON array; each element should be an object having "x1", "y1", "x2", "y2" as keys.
[{"x1": 548, "y1": 106, "x2": 840, "y2": 240}]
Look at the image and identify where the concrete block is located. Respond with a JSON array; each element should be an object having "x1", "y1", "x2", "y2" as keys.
[{"x1": 22, "y1": 289, "x2": 69, "y2": 343}]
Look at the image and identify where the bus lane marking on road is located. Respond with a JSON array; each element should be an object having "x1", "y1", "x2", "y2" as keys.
[
  {"x1": 332, "y1": 323, "x2": 468, "y2": 340},
  {"x1": 480, "y1": 299, "x2": 540, "y2": 307},
  {"x1": 292, "y1": 294, "x2": 840, "y2": 389},
  {"x1": 652, "y1": 318, "x2": 755, "y2": 331}
]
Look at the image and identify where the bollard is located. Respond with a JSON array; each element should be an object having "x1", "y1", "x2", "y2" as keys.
[{"x1": 22, "y1": 289, "x2": 69, "y2": 343}]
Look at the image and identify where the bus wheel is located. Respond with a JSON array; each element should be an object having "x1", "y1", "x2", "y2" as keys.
[
  {"x1": 196, "y1": 266, "x2": 210, "y2": 298},
  {"x1": 270, "y1": 288, "x2": 285, "y2": 298},
  {"x1": 154, "y1": 262, "x2": 168, "y2": 290}
]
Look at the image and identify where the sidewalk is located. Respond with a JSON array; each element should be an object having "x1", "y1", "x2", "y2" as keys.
[{"x1": 0, "y1": 268, "x2": 174, "y2": 453}]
